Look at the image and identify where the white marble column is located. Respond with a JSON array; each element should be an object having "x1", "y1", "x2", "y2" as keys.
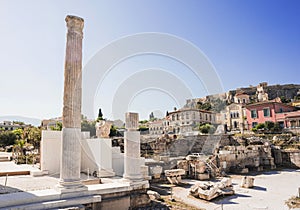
[
  {"x1": 58, "y1": 15, "x2": 86, "y2": 192},
  {"x1": 123, "y1": 113, "x2": 142, "y2": 181}
]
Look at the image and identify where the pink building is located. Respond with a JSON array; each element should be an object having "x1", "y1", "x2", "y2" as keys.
[
  {"x1": 245, "y1": 101, "x2": 297, "y2": 129},
  {"x1": 276, "y1": 110, "x2": 300, "y2": 128}
]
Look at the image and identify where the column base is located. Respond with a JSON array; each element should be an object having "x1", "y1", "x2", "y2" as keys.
[
  {"x1": 55, "y1": 179, "x2": 87, "y2": 194},
  {"x1": 121, "y1": 178, "x2": 149, "y2": 190},
  {"x1": 123, "y1": 173, "x2": 143, "y2": 182}
]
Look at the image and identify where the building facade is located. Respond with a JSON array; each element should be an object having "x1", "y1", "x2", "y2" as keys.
[
  {"x1": 149, "y1": 108, "x2": 217, "y2": 135},
  {"x1": 0, "y1": 121, "x2": 24, "y2": 131},
  {"x1": 148, "y1": 120, "x2": 164, "y2": 135},
  {"x1": 164, "y1": 108, "x2": 216, "y2": 134},
  {"x1": 224, "y1": 103, "x2": 247, "y2": 132},
  {"x1": 245, "y1": 101, "x2": 298, "y2": 129},
  {"x1": 276, "y1": 110, "x2": 300, "y2": 128},
  {"x1": 233, "y1": 91, "x2": 250, "y2": 104}
]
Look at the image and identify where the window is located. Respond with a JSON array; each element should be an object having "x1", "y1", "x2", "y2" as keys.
[
  {"x1": 278, "y1": 121, "x2": 284, "y2": 128},
  {"x1": 290, "y1": 121, "x2": 296, "y2": 128},
  {"x1": 279, "y1": 108, "x2": 283, "y2": 113},
  {"x1": 263, "y1": 108, "x2": 270, "y2": 117},
  {"x1": 252, "y1": 122, "x2": 258, "y2": 128},
  {"x1": 234, "y1": 121, "x2": 238, "y2": 128},
  {"x1": 251, "y1": 110, "x2": 257, "y2": 118}
]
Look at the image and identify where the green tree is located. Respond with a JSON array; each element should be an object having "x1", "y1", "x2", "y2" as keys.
[
  {"x1": 109, "y1": 125, "x2": 117, "y2": 137},
  {"x1": 21, "y1": 127, "x2": 41, "y2": 149},
  {"x1": 97, "y1": 108, "x2": 103, "y2": 121},
  {"x1": 256, "y1": 123, "x2": 265, "y2": 130},
  {"x1": 0, "y1": 131, "x2": 16, "y2": 147},
  {"x1": 50, "y1": 122, "x2": 62, "y2": 131},
  {"x1": 139, "y1": 120, "x2": 148, "y2": 124},
  {"x1": 252, "y1": 121, "x2": 282, "y2": 133},
  {"x1": 13, "y1": 121, "x2": 25, "y2": 125},
  {"x1": 280, "y1": 96, "x2": 291, "y2": 103},
  {"x1": 81, "y1": 119, "x2": 96, "y2": 137},
  {"x1": 26, "y1": 127, "x2": 41, "y2": 149},
  {"x1": 197, "y1": 102, "x2": 212, "y2": 111},
  {"x1": 265, "y1": 121, "x2": 275, "y2": 130},
  {"x1": 138, "y1": 125, "x2": 149, "y2": 132},
  {"x1": 12, "y1": 128, "x2": 23, "y2": 140}
]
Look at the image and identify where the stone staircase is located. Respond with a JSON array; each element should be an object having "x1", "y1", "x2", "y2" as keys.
[{"x1": 201, "y1": 135, "x2": 221, "y2": 155}]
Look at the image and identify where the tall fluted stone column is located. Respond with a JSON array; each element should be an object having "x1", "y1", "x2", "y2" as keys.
[
  {"x1": 123, "y1": 112, "x2": 142, "y2": 181},
  {"x1": 58, "y1": 15, "x2": 85, "y2": 191}
]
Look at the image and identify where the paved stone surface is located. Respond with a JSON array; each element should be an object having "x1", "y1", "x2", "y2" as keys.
[
  {"x1": 0, "y1": 161, "x2": 40, "y2": 173},
  {"x1": 0, "y1": 175, "x2": 58, "y2": 193},
  {"x1": 172, "y1": 169, "x2": 300, "y2": 210}
]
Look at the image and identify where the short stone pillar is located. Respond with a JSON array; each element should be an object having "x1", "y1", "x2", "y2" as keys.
[
  {"x1": 123, "y1": 112, "x2": 142, "y2": 181},
  {"x1": 240, "y1": 176, "x2": 254, "y2": 188},
  {"x1": 57, "y1": 15, "x2": 86, "y2": 192}
]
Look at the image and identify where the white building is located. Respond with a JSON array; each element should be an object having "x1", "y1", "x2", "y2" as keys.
[
  {"x1": 0, "y1": 121, "x2": 25, "y2": 131},
  {"x1": 150, "y1": 108, "x2": 217, "y2": 135}
]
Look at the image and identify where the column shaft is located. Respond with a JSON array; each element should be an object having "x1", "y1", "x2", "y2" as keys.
[{"x1": 59, "y1": 15, "x2": 84, "y2": 189}]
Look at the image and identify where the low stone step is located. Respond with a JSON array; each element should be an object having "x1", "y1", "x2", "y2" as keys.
[
  {"x1": 0, "y1": 171, "x2": 30, "y2": 176},
  {"x1": 0, "y1": 156, "x2": 10, "y2": 162}
]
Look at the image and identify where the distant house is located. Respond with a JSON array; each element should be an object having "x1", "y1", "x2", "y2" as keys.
[
  {"x1": 245, "y1": 101, "x2": 298, "y2": 129},
  {"x1": 162, "y1": 108, "x2": 216, "y2": 134},
  {"x1": 41, "y1": 117, "x2": 62, "y2": 130},
  {"x1": 148, "y1": 120, "x2": 164, "y2": 135},
  {"x1": 233, "y1": 91, "x2": 250, "y2": 104},
  {"x1": 224, "y1": 103, "x2": 247, "y2": 132},
  {"x1": 276, "y1": 110, "x2": 300, "y2": 128},
  {"x1": 0, "y1": 121, "x2": 25, "y2": 131}
]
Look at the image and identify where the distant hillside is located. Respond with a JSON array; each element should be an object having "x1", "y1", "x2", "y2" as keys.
[{"x1": 0, "y1": 116, "x2": 41, "y2": 126}]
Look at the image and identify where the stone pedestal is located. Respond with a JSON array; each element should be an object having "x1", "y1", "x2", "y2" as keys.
[
  {"x1": 123, "y1": 131, "x2": 142, "y2": 180},
  {"x1": 123, "y1": 113, "x2": 142, "y2": 181}
]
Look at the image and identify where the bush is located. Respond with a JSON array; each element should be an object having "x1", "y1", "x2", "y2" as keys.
[
  {"x1": 251, "y1": 127, "x2": 258, "y2": 132},
  {"x1": 256, "y1": 123, "x2": 265, "y2": 130},
  {"x1": 199, "y1": 124, "x2": 215, "y2": 134},
  {"x1": 252, "y1": 121, "x2": 283, "y2": 134}
]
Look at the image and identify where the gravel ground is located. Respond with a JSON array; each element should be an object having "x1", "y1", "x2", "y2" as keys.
[
  {"x1": 0, "y1": 161, "x2": 299, "y2": 210},
  {"x1": 172, "y1": 169, "x2": 300, "y2": 210}
]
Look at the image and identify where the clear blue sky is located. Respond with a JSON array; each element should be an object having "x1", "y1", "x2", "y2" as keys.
[{"x1": 0, "y1": 0, "x2": 299, "y2": 121}]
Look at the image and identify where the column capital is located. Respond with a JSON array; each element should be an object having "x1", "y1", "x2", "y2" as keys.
[
  {"x1": 125, "y1": 112, "x2": 139, "y2": 130},
  {"x1": 65, "y1": 15, "x2": 84, "y2": 36}
]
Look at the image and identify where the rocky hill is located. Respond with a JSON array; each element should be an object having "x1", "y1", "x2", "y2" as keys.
[{"x1": 229, "y1": 83, "x2": 300, "y2": 102}]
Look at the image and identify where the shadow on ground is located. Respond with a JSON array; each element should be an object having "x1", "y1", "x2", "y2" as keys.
[
  {"x1": 213, "y1": 193, "x2": 251, "y2": 205},
  {"x1": 0, "y1": 184, "x2": 22, "y2": 194}
]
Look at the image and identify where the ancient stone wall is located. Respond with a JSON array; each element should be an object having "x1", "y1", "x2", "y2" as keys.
[{"x1": 280, "y1": 150, "x2": 300, "y2": 168}]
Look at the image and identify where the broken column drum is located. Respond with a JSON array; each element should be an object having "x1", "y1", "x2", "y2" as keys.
[
  {"x1": 59, "y1": 15, "x2": 85, "y2": 190},
  {"x1": 123, "y1": 112, "x2": 143, "y2": 181}
]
